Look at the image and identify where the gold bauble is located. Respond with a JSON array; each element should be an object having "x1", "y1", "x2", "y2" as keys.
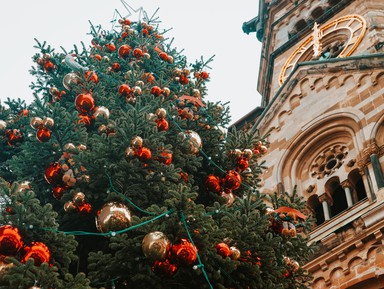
[
  {"x1": 30, "y1": 117, "x2": 42, "y2": 129},
  {"x1": 132, "y1": 86, "x2": 142, "y2": 95},
  {"x1": 155, "y1": 108, "x2": 167, "y2": 119},
  {"x1": 291, "y1": 260, "x2": 300, "y2": 272},
  {"x1": 230, "y1": 246, "x2": 241, "y2": 260},
  {"x1": 221, "y1": 191, "x2": 235, "y2": 206},
  {"x1": 142, "y1": 231, "x2": 171, "y2": 261},
  {"x1": 243, "y1": 149, "x2": 253, "y2": 159},
  {"x1": 131, "y1": 136, "x2": 143, "y2": 148},
  {"x1": 94, "y1": 106, "x2": 110, "y2": 119},
  {"x1": 77, "y1": 144, "x2": 87, "y2": 151},
  {"x1": 42, "y1": 117, "x2": 54, "y2": 128},
  {"x1": 184, "y1": 130, "x2": 202, "y2": 155},
  {"x1": 162, "y1": 87, "x2": 170, "y2": 96},
  {"x1": 64, "y1": 201, "x2": 77, "y2": 213},
  {"x1": 73, "y1": 192, "x2": 85, "y2": 205},
  {"x1": 96, "y1": 202, "x2": 132, "y2": 233},
  {"x1": 125, "y1": 147, "x2": 135, "y2": 159},
  {"x1": 49, "y1": 87, "x2": 59, "y2": 96},
  {"x1": 0, "y1": 120, "x2": 7, "y2": 131},
  {"x1": 64, "y1": 143, "x2": 76, "y2": 152},
  {"x1": 62, "y1": 73, "x2": 80, "y2": 90}
]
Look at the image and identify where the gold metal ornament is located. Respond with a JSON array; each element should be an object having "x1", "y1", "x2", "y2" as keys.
[
  {"x1": 96, "y1": 202, "x2": 132, "y2": 233},
  {"x1": 142, "y1": 231, "x2": 171, "y2": 261}
]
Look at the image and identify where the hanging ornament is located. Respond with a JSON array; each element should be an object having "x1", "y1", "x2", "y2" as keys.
[
  {"x1": 64, "y1": 201, "x2": 77, "y2": 213},
  {"x1": 135, "y1": 147, "x2": 152, "y2": 162},
  {"x1": 156, "y1": 118, "x2": 169, "y2": 131},
  {"x1": 84, "y1": 70, "x2": 99, "y2": 84},
  {"x1": 133, "y1": 48, "x2": 144, "y2": 58},
  {"x1": 200, "y1": 71, "x2": 209, "y2": 80},
  {"x1": 62, "y1": 73, "x2": 80, "y2": 90},
  {"x1": 21, "y1": 242, "x2": 51, "y2": 266},
  {"x1": 36, "y1": 126, "x2": 51, "y2": 142},
  {"x1": 78, "y1": 114, "x2": 95, "y2": 127},
  {"x1": 96, "y1": 202, "x2": 132, "y2": 233},
  {"x1": 0, "y1": 225, "x2": 23, "y2": 256},
  {"x1": 236, "y1": 157, "x2": 249, "y2": 171},
  {"x1": 118, "y1": 44, "x2": 132, "y2": 59},
  {"x1": 75, "y1": 93, "x2": 95, "y2": 113},
  {"x1": 52, "y1": 187, "x2": 66, "y2": 200},
  {"x1": 30, "y1": 117, "x2": 43, "y2": 129},
  {"x1": 221, "y1": 191, "x2": 235, "y2": 206},
  {"x1": 131, "y1": 136, "x2": 143, "y2": 148},
  {"x1": 93, "y1": 106, "x2": 110, "y2": 119},
  {"x1": 215, "y1": 243, "x2": 232, "y2": 258},
  {"x1": 43, "y1": 61, "x2": 55, "y2": 72},
  {"x1": 152, "y1": 259, "x2": 178, "y2": 278},
  {"x1": 178, "y1": 130, "x2": 202, "y2": 155},
  {"x1": 156, "y1": 151, "x2": 172, "y2": 165},
  {"x1": 111, "y1": 62, "x2": 121, "y2": 72},
  {"x1": 0, "y1": 259, "x2": 13, "y2": 277},
  {"x1": 42, "y1": 117, "x2": 54, "y2": 128},
  {"x1": 44, "y1": 162, "x2": 64, "y2": 186},
  {"x1": 243, "y1": 149, "x2": 253, "y2": 159},
  {"x1": 125, "y1": 147, "x2": 135, "y2": 159},
  {"x1": 142, "y1": 231, "x2": 171, "y2": 261},
  {"x1": 105, "y1": 43, "x2": 116, "y2": 52},
  {"x1": 170, "y1": 238, "x2": 197, "y2": 266},
  {"x1": 4, "y1": 129, "x2": 24, "y2": 146},
  {"x1": 179, "y1": 75, "x2": 189, "y2": 85},
  {"x1": 222, "y1": 171, "x2": 242, "y2": 190},
  {"x1": 118, "y1": 84, "x2": 131, "y2": 97},
  {"x1": 78, "y1": 203, "x2": 92, "y2": 214},
  {"x1": 230, "y1": 246, "x2": 241, "y2": 260},
  {"x1": 142, "y1": 72, "x2": 155, "y2": 84},
  {"x1": 205, "y1": 175, "x2": 221, "y2": 194},
  {"x1": 151, "y1": 86, "x2": 162, "y2": 97}
]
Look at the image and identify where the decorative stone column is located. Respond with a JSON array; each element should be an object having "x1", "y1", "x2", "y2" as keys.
[
  {"x1": 341, "y1": 180, "x2": 353, "y2": 207},
  {"x1": 367, "y1": 143, "x2": 384, "y2": 189},
  {"x1": 318, "y1": 194, "x2": 332, "y2": 221}
]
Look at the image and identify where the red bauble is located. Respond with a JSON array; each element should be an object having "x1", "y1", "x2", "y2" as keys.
[
  {"x1": 179, "y1": 75, "x2": 189, "y2": 85},
  {"x1": 142, "y1": 28, "x2": 149, "y2": 36},
  {"x1": 85, "y1": 71, "x2": 99, "y2": 84},
  {"x1": 156, "y1": 118, "x2": 169, "y2": 131},
  {"x1": 93, "y1": 54, "x2": 102, "y2": 61},
  {"x1": 179, "y1": 172, "x2": 189, "y2": 182},
  {"x1": 133, "y1": 48, "x2": 144, "y2": 58},
  {"x1": 159, "y1": 52, "x2": 168, "y2": 61},
  {"x1": 78, "y1": 203, "x2": 92, "y2": 214},
  {"x1": 157, "y1": 151, "x2": 172, "y2": 165},
  {"x1": 200, "y1": 71, "x2": 209, "y2": 79},
  {"x1": 236, "y1": 157, "x2": 249, "y2": 171},
  {"x1": 152, "y1": 259, "x2": 178, "y2": 278},
  {"x1": 52, "y1": 186, "x2": 66, "y2": 200},
  {"x1": 118, "y1": 44, "x2": 132, "y2": 59},
  {"x1": 78, "y1": 114, "x2": 95, "y2": 127},
  {"x1": 75, "y1": 93, "x2": 95, "y2": 113},
  {"x1": 135, "y1": 147, "x2": 152, "y2": 162},
  {"x1": 43, "y1": 61, "x2": 55, "y2": 72},
  {"x1": 142, "y1": 73, "x2": 155, "y2": 84},
  {"x1": 111, "y1": 62, "x2": 121, "y2": 72},
  {"x1": 205, "y1": 175, "x2": 221, "y2": 194},
  {"x1": 21, "y1": 242, "x2": 51, "y2": 266},
  {"x1": 151, "y1": 86, "x2": 162, "y2": 97},
  {"x1": 121, "y1": 19, "x2": 131, "y2": 25},
  {"x1": 0, "y1": 225, "x2": 23, "y2": 256},
  {"x1": 118, "y1": 84, "x2": 131, "y2": 97},
  {"x1": 44, "y1": 162, "x2": 64, "y2": 186},
  {"x1": 222, "y1": 171, "x2": 242, "y2": 190},
  {"x1": 170, "y1": 238, "x2": 197, "y2": 266},
  {"x1": 36, "y1": 126, "x2": 51, "y2": 142},
  {"x1": 105, "y1": 43, "x2": 116, "y2": 52},
  {"x1": 215, "y1": 243, "x2": 231, "y2": 258},
  {"x1": 5, "y1": 129, "x2": 24, "y2": 146}
]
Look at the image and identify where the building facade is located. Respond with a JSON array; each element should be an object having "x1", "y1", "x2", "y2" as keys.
[{"x1": 239, "y1": 0, "x2": 384, "y2": 288}]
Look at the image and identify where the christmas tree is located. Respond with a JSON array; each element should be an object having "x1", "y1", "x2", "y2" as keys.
[{"x1": 0, "y1": 10, "x2": 315, "y2": 289}]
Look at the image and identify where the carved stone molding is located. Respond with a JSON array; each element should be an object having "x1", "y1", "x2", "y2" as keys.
[
  {"x1": 341, "y1": 180, "x2": 353, "y2": 189},
  {"x1": 318, "y1": 193, "x2": 333, "y2": 205}
]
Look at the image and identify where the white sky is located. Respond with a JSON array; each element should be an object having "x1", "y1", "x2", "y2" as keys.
[{"x1": 0, "y1": 0, "x2": 262, "y2": 124}]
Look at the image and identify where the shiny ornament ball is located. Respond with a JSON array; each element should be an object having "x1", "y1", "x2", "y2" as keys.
[
  {"x1": 105, "y1": 43, "x2": 116, "y2": 52},
  {"x1": 96, "y1": 202, "x2": 132, "y2": 233},
  {"x1": 215, "y1": 243, "x2": 231, "y2": 258},
  {"x1": 78, "y1": 203, "x2": 92, "y2": 214},
  {"x1": 205, "y1": 175, "x2": 221, "y2": 194},
  {"x1": 5, "y1": 129, "x2": 24, "y2": 146},
  {"x1": 30, "y1": 117, "x2": 42, "y2": 129},
  {"x1": 179, "y1": 75, "x2": 189, "y2": 85},
  {"x1": 291, "y1": 260, "x2": 300, "y2": 272},
  {"x1": 200, "y1": 71, "x2": 209, "y2": 79},
  {"x1": 151, "y1": 86, "x2": 162, "y2": 97},
  {"x1": 49, "y1": 86, "x2": 59, "y2": 96},
  {"x1": 0, "y1": 225, "x2": 23, "y2": 256},
  {"x1": 125, "y1": 147, "x2": 135, "y2": 159},
  {"x1": 44, "y1": 162, "x2": 64, "y2": 186},
  {"x1": 52, "y1": 187, "x2": 65, "y2": 200},
  {"x1": 152, "y1": 259, "x2": 178, "y2": 278},
  {"x1": 63, "y1": 73, "x2": 80, "y2": 90},
  {"x1": 260, "y1": 145, "x2": 268, "y2": 154},
  {"x1": 93, "y1": 106, "x2": 110, "y2": 119},
  {"x1": 21, "y1": 242, "x2": 51, "y2": 266},
  {"x1": 156, "y1": 118, "x2": 169, "y2": 131},
  {"x1": 131, "y1": 136, "x2": 143, "y2": 148},
  {"x1": 142, "y1": 231, "x2": 171, "y2": 261},
  {"x1": 132, "y1": 86, "x2": 142, "y2": 95},
  {"x1": 170, "y1": 238, "x2": 197, "y2": 266},
  {"x1": 155, "y1": 108, "x2": 167, "y2": 118},
  {"x1": 36, "y1": 127, "x2": 51, "y2": 142},
  {"x1": 167, "y1": 55, "x2": 174, "y2": 63},
  {"x1": 157, "y1": 151, "x2": 172, "y2": 165},
  {"x1": 42, "y1": 117, "x2": 54, "y2": 128},
  {"x1": 159, "y1": 52, "x2": 168, "y2": 61},
  {"x1": 64, "y1": 201, "x2": 77, "y2": 213},
  {"x1": 75, "y1": 93, "x2": 95, "y2": 114},
  {"x1": 118, "y1": 44, "x2": 132, "y2": 59},
  {"x1": 186, "y1": 130, "x2": 202, "y2": 154},
  {"x1": 142, "y1": 72, "x2": 155, "y2": 84},
  {"x1": 222, "y1": 171, "x2": 242, "y2": 190},
  {"x1": 236, "y1": 157, "x2": 249, "y2": 171},
  {"x1": 221, "y1": 191, "x2": 235, "y2": 206},
  {"x1": 243, "y1": 149, "x2": 253, "y2": 159},
  {"x1": 118, "y1": 84, "x2": 131, "y2": 97},
  {"x1": 135, "y1": 147, "x2": 152, "y2": 162},
  {"x1": 73, "y1": 192, "x2": 86, "y2": 205},
  {"x1": 85, "y1": 70, "x2": 99, "y2": 84},
  {"x1": 78, "y1": 114, "x2": 95, "y2": 127},
  {"x1": 64, "y1": 143, "x2": 76, "y2": 152},
  {"x1": 133, "y1": 48, "x2": 144, "y2": 58},
  {"x1": 162, "y1": 87, "x2": 170, "y2": 96},
  {"x1": 0, "y1": 120, "x2": 6, "y2": 131},
  {"x1": 230, "y1": 246, "x2": 241, "y2": 260},
  {"x1": 111, "y1": 62, "x2": 121, "y2": 72},
  {"x1": 43, "y1": 61, "x2": 55, "y2": 72}
]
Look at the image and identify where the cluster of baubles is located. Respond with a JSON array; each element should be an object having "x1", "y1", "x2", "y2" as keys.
[
  {"x1": 64, "y1": 192, "x2": 92, "y2": 214},
  {"x1": 141, "y1": 231, "x2": 197, "y2": 278},
  {"x1": 154, "y1": 108, "x2": 169, "y2": 132},
  {"x1": 0, "y1": 225, "x2": 51, "y2": 266},
  {"x1": 214, "y1": 242, "x2": 241, "y2": 260},
  {"x1": 0, "y1": 120, "x2": 24, "y2": 146},
  {"x1": 266, "y1": 206, "x2": 308, "y2": 238},
  {"x1": 36, "y1": 53, "x2": 56, "y2": 73},
  {"x1": 30, "y1": 116, "x2": 54, "y2": 142},
  {"x1": 283, "y1": 256, "x2": 300, "y2": 278},
  {"x1": 204, "y1": 172, "x2": 241, "y2": 206}
]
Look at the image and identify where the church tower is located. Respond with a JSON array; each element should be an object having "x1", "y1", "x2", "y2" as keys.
[{"x1": 240, "y1": 0, "x2": 384, "y2": 288}]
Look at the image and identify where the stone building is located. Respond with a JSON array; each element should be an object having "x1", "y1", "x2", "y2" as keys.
[{"x1": 238, "y1": 0, "x2": 384, "y2": 288}]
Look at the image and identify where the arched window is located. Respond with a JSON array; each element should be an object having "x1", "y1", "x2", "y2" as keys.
[
  {"x1": 348, "y1": 169, "x2": 367, "y2": 202},
  {"x1": 308, "y1": 195, "x2": 325, "y2": 226},
  {"x1": 294, "y1": 19, "x2": 308, "y2": 33},
  {"x1": 325, "y1": 177, "x2": 348, "y2": 217},
  {"x1": 310, "y1": 7, "x2": 324, "y2": 21}
]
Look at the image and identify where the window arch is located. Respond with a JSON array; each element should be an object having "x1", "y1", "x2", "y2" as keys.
[
  {"x1": 348, "y1": 169, "x2": 367, "y2": 202},
  {"x1": 307, "y1": 195, "x2": 325, "y2": 226}
]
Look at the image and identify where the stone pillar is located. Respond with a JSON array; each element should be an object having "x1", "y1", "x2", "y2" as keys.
[
  {"x1": 341, "y1": 180, "x2": 353, "y2": 207},
  {"x1": 368, "y1": 143, "x2": 384, "y2": 189},
  {"x1": 319, "y1": 194, "x2": 332, "y2": 221}
]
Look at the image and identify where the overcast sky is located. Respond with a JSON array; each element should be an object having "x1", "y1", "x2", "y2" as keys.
[{"x1": 0, "y1": 0, "x2": 262, "y2": 124}]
